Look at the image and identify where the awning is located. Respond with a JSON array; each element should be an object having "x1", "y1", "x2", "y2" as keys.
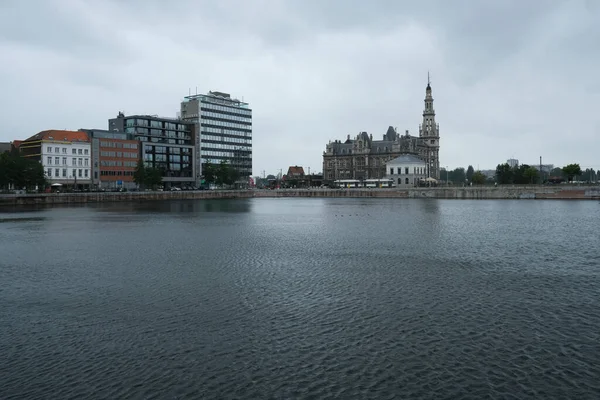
[{"x1": 51, "y1": 183, "x2": 63, "y2": 186}]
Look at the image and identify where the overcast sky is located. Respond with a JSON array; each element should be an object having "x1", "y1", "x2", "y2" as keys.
[{"x1": 1, "y1": 0, "x2": 599, "y2": 175}]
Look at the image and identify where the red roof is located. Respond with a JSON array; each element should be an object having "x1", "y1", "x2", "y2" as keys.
[
  {"x1": 23, "y1": 130, "x2": 90, "y2": 143},
  {"x1": 287, "y1": 166, "x2": 305, "y2": 176}
]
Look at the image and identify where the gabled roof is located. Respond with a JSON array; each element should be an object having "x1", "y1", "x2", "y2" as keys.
[
  {"x1": 287, "y1": 166, "x2": 305, "y2": 175},
  {"x1": 387, "y1": 154, "x2": 426, "y2": 165},
  {"x1": 23, "y1": 130, "x2": 90, "y2": 143}
]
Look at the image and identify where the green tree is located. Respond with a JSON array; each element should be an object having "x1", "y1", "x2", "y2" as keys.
[
  {"x1": 512, "y1": 164, "x2": 531, "y2": 184},
  {"x1": 466, "y1": 165, "x2": 474, "y2": 182},
  {"x1": 215, "y1": 161, "x2": 239, "y2": 187},
  {"x1": 0, "y1": 152, "x2": 47, "y2": 191},
  {"x1": 562, "y1": 163, "x2": 582, "y2": 182},
  {"x1": 471, "y1": 170, "x2": 486, "y2": 185},
  {"x1": 580, "y1": 168, "x2": 596, "y2": 182},
  {"x1": 523, "y1": 166, "x2": 539, "y2": 184},
  {"x1": 549, "y1": 167, "x2": 563, "y2": 177},
  {"x1": 146, "y1": 166, "x2": 163, "y2": 189},
  {"x1": 495, "y1": 163, "x2": 513, "y2": 184},
  {"x1": 444, "y1": 167, "x2": 466, "y2": 184},
  {"x1": 202, "y1": 161, "x2": 217, "y2": 185},
  {"x1": 133, "y1": 162, "x2": 146, "y2": 188}
]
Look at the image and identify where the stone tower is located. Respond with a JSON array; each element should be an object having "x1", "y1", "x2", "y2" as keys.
[{"x1": 419, "y1": 73, "x2": 440, "y2": 179}]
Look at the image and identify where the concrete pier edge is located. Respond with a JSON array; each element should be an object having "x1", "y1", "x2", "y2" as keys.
[{"x1": 1, "y1": 186, "x2": 599, "y2": 206}]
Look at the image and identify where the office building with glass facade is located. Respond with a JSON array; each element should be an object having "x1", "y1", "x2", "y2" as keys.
[
  {"x1": 180, "y1": 91, "x2": 252, "y2": 181},
  {"x1": 108, "y1": 112, "x2": 199, "y2": 188}
]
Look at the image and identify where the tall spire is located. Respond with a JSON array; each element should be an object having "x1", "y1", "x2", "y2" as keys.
[{"x1": 427, "y1": 71, "x2": 431, "y2": 89}]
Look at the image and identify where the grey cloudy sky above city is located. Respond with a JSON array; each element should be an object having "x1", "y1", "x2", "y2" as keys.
[{"x1": 1, "y1": 0, "x2": 598, "y2": 175}]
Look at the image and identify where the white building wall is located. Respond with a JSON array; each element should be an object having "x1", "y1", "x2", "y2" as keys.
[
  {"x1": 41, "y1": 141, "x2": 92, "y2": 184},
  {"x1": 385, "y1": 161, "x2": 428, "y2": 187}
]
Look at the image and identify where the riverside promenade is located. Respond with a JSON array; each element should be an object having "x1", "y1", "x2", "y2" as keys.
[{"x1": 1, "y1": 186, "x2": 599, "y2": 206}]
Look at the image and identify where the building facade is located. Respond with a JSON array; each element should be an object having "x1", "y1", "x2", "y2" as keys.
[
  {"x1": 323, "y1": 80, "x2": 441, "y2": 183},
  {"x1": 82, "y1": 129, "x2": 140, "y2": 190},
  {"x1": 108, "y1": 113, "x2": 198, "y2": 188},
  {"x1": 180, "y1": 91, "x2": 252, "y2": 181},
  {"x1": 19, "y1": 130, "x2": 92, "y2": 188},
  {"x1": 385, "y1": 154, "x2": 428, "y2": 187}
]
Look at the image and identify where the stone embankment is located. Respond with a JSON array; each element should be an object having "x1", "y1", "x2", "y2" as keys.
[{"x1": 1, "y1": 185, "x2": 599, "y2": 206}]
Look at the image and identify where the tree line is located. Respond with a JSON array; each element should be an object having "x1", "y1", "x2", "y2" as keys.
[
  {"x1": 495, "y1": 163, "x2": 585, "y2": 184},
  {"x1": 0, "y1": 152, "x2": 47, "y2": 191},
  {"x1": 440, "y1": 163, "x2": 591, "y2": 185},
  {"x1": 202, "y1": 161, "x2": 240, "y2": 187}
]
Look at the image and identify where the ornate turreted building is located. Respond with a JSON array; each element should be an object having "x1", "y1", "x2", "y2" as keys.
[{"x1": 323, "y1": 78, "x2": 441, "y2": 182}]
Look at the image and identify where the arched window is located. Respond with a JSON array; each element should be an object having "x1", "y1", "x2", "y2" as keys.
[{"x1": 405, "y1": 178, "x2": 409, "y2": 184}]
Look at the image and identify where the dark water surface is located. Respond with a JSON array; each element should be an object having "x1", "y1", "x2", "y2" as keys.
[{"x1": 1, "y1": 198, "x2": 599, "y2": 399}]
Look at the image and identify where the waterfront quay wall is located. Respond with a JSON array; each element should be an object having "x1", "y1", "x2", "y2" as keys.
[{"x1": 1, "y1": 186, "x2": 599, "y2": 206}]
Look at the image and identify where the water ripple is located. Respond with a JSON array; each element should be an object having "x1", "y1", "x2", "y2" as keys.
[{"x1": 1, "y1": 199, "x2": 599, "y2": 399}]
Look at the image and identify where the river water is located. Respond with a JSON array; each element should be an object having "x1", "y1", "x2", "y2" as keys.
[{"x1": 1, "y1": 198, "x2": 599, "y2": 399}]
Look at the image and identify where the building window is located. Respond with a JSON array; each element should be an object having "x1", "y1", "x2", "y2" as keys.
[
  {"x1": 47, "y1": 146, "x2": 52, "y2": 153},
  {"x1": 78, "y1": 158, "x2": 82, "y2": 166},
  {"x1": 398, "y1": 178, "x2": 401, "y2": 184},
  {"x1": 405, "y1": 167, "x2": 409, "y2": 174},
  {"x1": 62, "y1": 169, "x2": 67, "y2": 177},
  {"x1": 62, "y1": 148, "x2": 67, "y2": 154},
  {"x1": 78, "y1": 169, "x2": 82, "y2": 177},
  {"x1": 390, "y1": 168, "x2": 394, "y2": 175},
  {"x1": 47, "y1": 168, "x2": 52, "y2": 176},
  {"x1": 54, "y1": 169, "x2": 59, "y2": 177},
  {"x1": 72, "y1": 149, "x2": 76, "y2": 154},
  {"x1": 78, "y1": 149, "x2": 82, "y2": 155},
  {"x1": 84, "y1": 159, "x2": 88, "y2": 166},
  {"x1": 55, "y1": 157, "x2": 59, "y2": 165},
  {"x1": 72, "y1": 159, "x2": 76, "y2": 166},
  {"x1": 47, "y1": 157, "x2": 52, "y2": 165},
  {"x1": 63, "y1": 157, "x2": 67, "y2": 165},
  {"x1": 85, "y1": 170, "x2": 89, "y2": 178},
  {"x1": 55, "y1": 147, "x2": 59, "y2": 153},
  {"x1": 84, "y1": 149, "x2": 89, "y2": 155},
  {"x1": 405, "y1": 178, "x2": 409, "y2": 184}
]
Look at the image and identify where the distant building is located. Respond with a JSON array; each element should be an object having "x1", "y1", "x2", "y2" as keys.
[
  {"x1": 19, "y1": 130, "x2": 92, "y2": 188},
  {"x1": 323, "y1": 80, "x2": 440, "y2": 182},
  {"x1": 385, "y1": 154, "x2": 428, "y2": 187},
  {"x1": 481, "y1": 169, "x2": 496, "y2": 179},
  {"x1": 507, "y1": 159, "x2": 519, "y2": 168},
  {"x1": 180, "y1": 91, "x2": 253, "y2": 180},
  {"x1": 80, "y1": 129, "x2": 140, "y2": 190},
  {"x1": 286, "y1": 166, "x2": 305, "y2": 178},
  {"x1": 108, "y1": 112, "x2": 198, "y2": 188}
]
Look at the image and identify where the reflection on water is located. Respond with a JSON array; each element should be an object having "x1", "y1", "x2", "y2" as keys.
[
  {"x1": 88, "y1": 199, "x2": 253, "y2": 214},
  {"x1": 1, "y1": 198, "x2": 599, "y2": 399}
]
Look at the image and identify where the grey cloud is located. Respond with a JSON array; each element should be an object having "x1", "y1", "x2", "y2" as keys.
[{"x1": 0, "y1": 0, "x2": 129, "y2": 60}]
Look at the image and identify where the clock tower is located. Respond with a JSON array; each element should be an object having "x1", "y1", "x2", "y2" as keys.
[{"x1": 419, "y1": 73, "x2": 440, "y2": 179}]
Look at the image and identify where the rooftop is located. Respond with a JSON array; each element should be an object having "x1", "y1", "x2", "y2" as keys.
[
  {"x1": 183, "y1": 90, "x2": 249, "y2": 108},
  {"x1": 387, "y1": 154, "x2": 426, "y2": 165},
  {"x1": 23, "y1": 130, "x2": 90, "y2": 143}
]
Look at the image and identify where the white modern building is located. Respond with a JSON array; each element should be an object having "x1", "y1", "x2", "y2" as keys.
[
  {"x1": 180, "y1": 90, "x2": 253, "y2": 182},
  {"x1": 20, "y1": 130, "x2": 92, "y2": 188},
  {"x1": 385, "y1": 154, "x2": 429, "y2": 187}
]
